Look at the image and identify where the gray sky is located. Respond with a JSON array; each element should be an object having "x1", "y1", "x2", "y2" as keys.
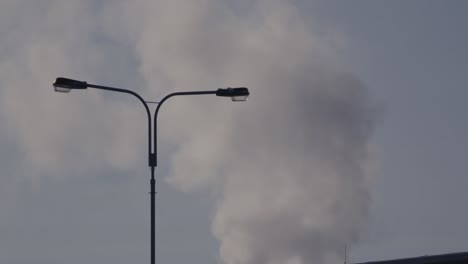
[{"x1": 0, "y1": 1, "x2": 467, "y2": 264}]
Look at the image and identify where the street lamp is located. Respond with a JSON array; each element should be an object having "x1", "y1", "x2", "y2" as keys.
[{"x1": 53, "y1": 77, "x2": 249, "y2": 264}]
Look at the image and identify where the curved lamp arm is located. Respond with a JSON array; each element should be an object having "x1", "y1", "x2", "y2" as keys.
[
  {"x1": 87, "y1": 84, "x2": 153, "y2": 167},
  {"x1": 53, "y1": 78, "x2": 154, "y2": 167},
  {"x1": 153, "y1": 91, "x2": 217, "y2": 167}
]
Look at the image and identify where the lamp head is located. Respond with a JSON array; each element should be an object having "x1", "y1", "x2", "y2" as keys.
[
  {"x1": 53, "y1": 77, "x2": 88, "y2": 93},
  {"x1": 216, "y1": 87, "x2": 249, "y2": 101}
]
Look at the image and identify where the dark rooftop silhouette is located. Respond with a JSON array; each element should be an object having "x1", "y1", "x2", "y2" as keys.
[{"x1": 355, "y1": 252, "x2": 468, "y2": 264}]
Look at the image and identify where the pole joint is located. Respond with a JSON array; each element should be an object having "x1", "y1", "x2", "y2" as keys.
[{"x1": 149, "y1": 153, "x2": 156, "y2": 167}]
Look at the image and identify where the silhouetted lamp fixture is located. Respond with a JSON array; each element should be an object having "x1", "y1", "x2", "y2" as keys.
[
  {"x1": 216, "y1": 87, "x2": 250, "y2": 101},
  {"x1": 53, "y1": 77, "x2": 88, "y2": 92},
  {"x1": 52, "y1": 76, "x2": 249, "y2": 264}
]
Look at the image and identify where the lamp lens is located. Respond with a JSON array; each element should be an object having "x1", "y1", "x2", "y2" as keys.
[
  {"x1": 231, "y1": 95, "x2": 248, "y2": 102},
  {"x1": 54, "y1": 86, "x2": 71, "y2": 93}
]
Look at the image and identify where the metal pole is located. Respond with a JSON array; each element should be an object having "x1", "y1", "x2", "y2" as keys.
[{"x1": 151, "y1": 166, "x2": 156, "y2": 264}]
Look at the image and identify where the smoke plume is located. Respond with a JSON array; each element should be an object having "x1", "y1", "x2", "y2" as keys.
[{"x1": 128, "y1": 1, "x2": 377, "y2": 264}]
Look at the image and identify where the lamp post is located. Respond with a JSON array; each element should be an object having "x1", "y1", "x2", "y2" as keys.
[{"x1": 53, "y1": 77, "x2": 249, "y2": 264}]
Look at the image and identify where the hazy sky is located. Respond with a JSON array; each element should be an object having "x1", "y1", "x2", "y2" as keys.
[{"x1": 0, "y1": 1, "x2": 467, "y2": 264}]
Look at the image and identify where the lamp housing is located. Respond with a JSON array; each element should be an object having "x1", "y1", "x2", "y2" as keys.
[
  {"x1": 53, "y1": 77, "x2": 88, "y2": 93},
  {"x1": 216, "y1": 87, "x2": 249, "y2": 101}
]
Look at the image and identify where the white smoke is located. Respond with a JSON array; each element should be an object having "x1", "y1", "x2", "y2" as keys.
[
  {"x1": 0, "y1": 0, "x2": 376, "y2": 263},
  {"x1": 126, "y1": 1, "x2": 377, "y2": 264}
]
